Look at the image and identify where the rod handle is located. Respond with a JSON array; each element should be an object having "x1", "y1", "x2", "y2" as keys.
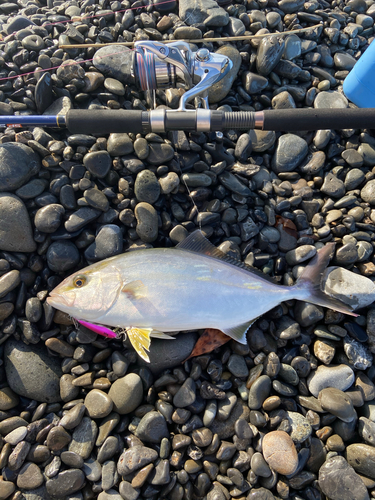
[
  {"x1": 66, "y1": 109, "x2": 145, "y2": 134},
  {"x1": 262, "y1": 108, "x2": 375, "y2": 131}
]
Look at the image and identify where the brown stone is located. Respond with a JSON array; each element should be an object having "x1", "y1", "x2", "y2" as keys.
[{"x1": 262, "y1": 430, "x2": 298, "y2": 475}]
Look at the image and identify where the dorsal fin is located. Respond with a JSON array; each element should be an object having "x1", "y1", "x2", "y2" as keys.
[
  {"x1": 177, "y1": 230, "x2": 278, "y2": 285},
  {"x1": 177, "y1": 230, "x2": 226, "y2": 259}
]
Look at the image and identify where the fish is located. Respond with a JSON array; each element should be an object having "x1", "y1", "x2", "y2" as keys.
[{"x1": 47, "y1": 230, "x2": 357, "y2": 362}]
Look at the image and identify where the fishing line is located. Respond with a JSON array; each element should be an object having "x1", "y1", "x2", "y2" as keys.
[{"x1": 0, "y1": 24, "x2": 321, "y2": 83}]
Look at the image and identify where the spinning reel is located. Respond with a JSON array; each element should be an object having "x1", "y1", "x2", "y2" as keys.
[
  {"x1": 132, "y1": 40, "x2": 232, "y2": 111},
  {"x1": 1, "y1": 41, "x2": 375, "y2": 133}
]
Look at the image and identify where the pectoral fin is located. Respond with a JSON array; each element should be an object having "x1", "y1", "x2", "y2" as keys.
[
  {"x1": 122, "y1": 280, "x2": 148, "y2": 299},
  {"x1": 127, "y1": 327, "x2": 152, "y2": 362},
  {"x1": 221, "y1": 319, "x2": 257, "y2": 344}
]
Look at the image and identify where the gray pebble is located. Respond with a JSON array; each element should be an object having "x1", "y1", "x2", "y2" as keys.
[
  {"x1": 173, "y1": 378, "x2": 196, "y2": 408},
  {"x1": 319, "y1": 455, "x2": 370, "y2": 500},
  {"x1": 135, "y1": 202, "x2": 158, "y2": 243},
  {"x1": 0, "y1": 194, "x2": 36, "y2": 252},
  {"x1": 308, "y1": 364, "x2": 355, "y2": 397},
  {"x1": 134, "y1": 170, "x2": 160, "y2": 204},
  {"x1": 47, "y1": 241, "x2": 80, "y2": 272},
  {"x1": 117, "y1": 445, "x2": 158, "y2": 475},
  {"x1": 83, "y1": 151, "x2": 112, "y2": 178},
  {"x1": 5, "y1": 339, "x2": 62, "y2": 403},
  {"x1": 69, "y1": 417, "x2": 98, "y2": 459},
  {"x1": 272, "y1": 134, "x2": 308, "y2": 173},
  {"x1": 135, "y1": 411, "x2": 169, "y2": 443},
  {"x1": 46, "y1": 469, "x2": 85, "y2": 498},
  {"x1": 108, "y1": 373, "x2": 143, "y2": 415}
]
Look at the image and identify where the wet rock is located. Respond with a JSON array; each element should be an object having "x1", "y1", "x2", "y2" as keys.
[
  {"x1": 0, "y1": 143, "x2": 40, "y2": 192},
  {"x1": 346, "y1": 443, "x2": 375, "y2": 479},
  {"x1": 0, "y1": 193, "x2": 36, "y2": 252},
  {"x1": 5, "y1": 340, "x2": 61, "y2": 403},
  {"x1": 179, "y1": 0, "x2": 229, "y2": 26},
  {"x1": 209, "y1": 45, "x2": 241, "y2": 103},
  {"x1": 256, "y1": 37, "x2": 285, "y2": 76},
  {"x1": 135, "y1": 411, "x2": 169, "y2": 443},
  {"x1": 319, "y1": 455, "x2": 369, "y2": 500},
  {"x1": 108, "y1": 373, "x2": 143, "y2": 415},
  {"x1": 272, "y1": 134, "x2": 308, "y2": 173},
  {"x1": 307, "y1": 364, "x2": 355, "y2": 397},
  {"x1": 323, "y1": 266, "x2": 375, "y2": 310}
]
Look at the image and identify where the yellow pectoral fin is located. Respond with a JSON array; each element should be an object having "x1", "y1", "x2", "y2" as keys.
[
  {"x1": 122, "y1": 280, "x2": 148, "y2": 299},
  {"x1": 127, "y1": 327, "x2": 152, "y2": 362}
]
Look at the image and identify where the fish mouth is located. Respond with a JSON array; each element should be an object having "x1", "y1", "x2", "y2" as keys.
[{"x1": 47, "y1": 291, "x2": 75, "y2": 309}]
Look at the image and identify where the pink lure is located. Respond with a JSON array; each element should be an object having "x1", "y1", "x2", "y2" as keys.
[{"x1": 77, "y1": 319, "x2": 117, "y2": 339}]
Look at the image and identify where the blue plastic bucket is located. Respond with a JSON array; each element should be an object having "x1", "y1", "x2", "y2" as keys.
[{"x1": 343, "y1": 39, "x2": 375, "y2": 108}]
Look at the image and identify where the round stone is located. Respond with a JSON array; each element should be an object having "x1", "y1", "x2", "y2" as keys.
[
  {"x1": 117, "y1": 445, "x2": 158, "y2": 475},
  {"x1": 135, "y1": 411, "x2": 169, "y2": 443},
  {"x1": 314, "y1": 91, "x2": 348, "y2": 109},
  {"x1": 248, "y1": 375, "x2": 272, "y2": 410},
  {"x1": 208, "y1": 45, "x2": 242, "y2": 103},
  {"x1": 0, "y1": 387, "x2": 19, "y2": 411},
  {"x1": 46, "y1": 241, "x2": 80, "y2": 272},
  {"x1": 104, "y1": 78, "x2": 125, "y2": 96},
  {"x1": 134, "y1": 170, "x2": 160, "y2": 204},
  {"x1": 21, "y1": 34, "x2": 44, "y2": 51},
  {"x1": 107, "y1": 133, "x2": 134, "y2": 156},
  {"x1": 46, "y1": 426, "x2": 71, "y2": 451},
  {"x1": 135, "y1": 202, "x2": 158, "y2": 243},
  {"x1": 361, "y1": 180, "x2": 375, "y2": 204},
  {"x1": 0, "y1": 481, "x2": 15, "y2": 499},
  {"x1": 83, "y1": 151, "x2": 112, "y2": 178},
  {"x1": 307, "y1": 364, "x2": 355, "y2": 398},
  {"x1": 262, "y1": 430, "x2": 298, "y2": 475},
  {"x1": 159, "y1": 172, "x2": 180, "y2": 194},
  {"x1": 84, "y1": 225, "x2": 123, "y2": 261},
  {"x1": 346, "y1": 443, "x2": 375, "y2": 479},
  {"x1": 173, "y1": 378, "x2": 196, "y2": 408},
  {"x1": 319, "y1": 455, "x2": 370, "y2": 500},
  {"x1": 68, "y1": 417, "x2": 97, "y2": 459},
  {"x1": 5, "y1": 426, "x2": 27, "y2": 445},
  {"x1": 318, "y1": 388, "x2": 357, "y2": 422},
  {"x1": 108, "y1": 373, "x2": 143, "y2": 414},
  {"x1": 242, "y1": 71, "x2": 268, "y2": 94},
  {"x1": 46, "y1": 470, "x2": 85, "y2": 498},
  {"x1": 0, "y1": 193, "x2": 36, "y2": 252},
  {"x1": 85, "y1": 389, "x2": 113, "y2": 419},
  {"x1": 5, "y1": 339, "x2": 62, "y2": 403},
  {"x1": 34, "y1": 204, "x2": 65, "y2": 233},
  {"x1": 272, "y1": 134, "x2": 308, "y2": 173},
  {"x1": 147, "y1": 143, "x2": 174, "y2": 164}
]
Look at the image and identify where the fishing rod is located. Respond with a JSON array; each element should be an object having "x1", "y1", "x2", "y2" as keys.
[{"x1": 0, "y1": 40, "x2": 374, "y2": 134}]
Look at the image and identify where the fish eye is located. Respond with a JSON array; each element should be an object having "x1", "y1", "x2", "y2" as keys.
[{"x1": 73, "y1": 275, "x2": 87, "y2": 288}]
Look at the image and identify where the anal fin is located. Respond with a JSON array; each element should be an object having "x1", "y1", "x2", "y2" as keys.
[
  {"x1": 150, "y1": 331, "x2": 176, "y2": 340},
  {"x1": 222, "y1": 319, "x2": 257, "y2": 344},
  {"x1": 127, "y1": 327, "x2": 152, "y2": 362}
]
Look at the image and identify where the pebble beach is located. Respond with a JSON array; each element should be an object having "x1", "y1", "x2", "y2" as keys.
[{"x1": 1, "y1": 0, "x2": 375, "y2": 498}]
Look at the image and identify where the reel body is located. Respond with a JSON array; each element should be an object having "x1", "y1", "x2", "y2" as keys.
[{"x1": 133, "y1": 41, "x2": 232, "y2": 110}]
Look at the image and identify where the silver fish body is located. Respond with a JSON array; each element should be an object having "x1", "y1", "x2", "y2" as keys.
[{"x1": 47, "y1": 231, "x2": 356, "y2": 359}]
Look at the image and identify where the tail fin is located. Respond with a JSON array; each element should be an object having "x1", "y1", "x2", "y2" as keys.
[{"x1": 294, "y1": 243, "x2": 358, "y2": 317}]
